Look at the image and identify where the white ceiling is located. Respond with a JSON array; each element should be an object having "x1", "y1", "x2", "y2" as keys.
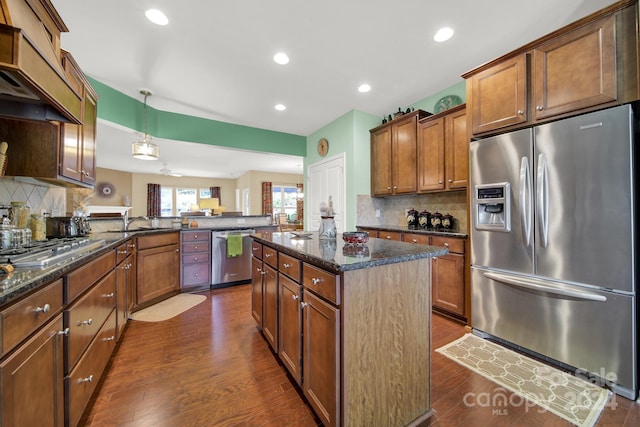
[{"x1": 50, "y1": 0, "x2": 618, "y2": 179}]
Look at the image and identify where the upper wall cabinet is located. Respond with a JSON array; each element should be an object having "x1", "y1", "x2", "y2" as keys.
[
  {"x1": 463, "y1": 0, "x2": 638, "y2": 136},
  {"x1": 370, "y1": 110, "x2": 430, "y2": 197},
  {"x1": 417, "y1": 105, "x2": 468, "y2": 192}
]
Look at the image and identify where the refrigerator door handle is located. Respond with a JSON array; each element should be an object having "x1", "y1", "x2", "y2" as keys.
[
  {"x1": 536, "y1": 153, "x2": 549, "y2": 247},
  {"x1": 519, "y1": 157, "x2": 532, "y2": 247},
  {"x1": 483, "y1": 271, "x2": 607, "y2": 302}
]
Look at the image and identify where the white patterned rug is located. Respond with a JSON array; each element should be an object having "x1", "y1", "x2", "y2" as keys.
[
  {"x1": 129, "y1": 294, "x2": 206, "y2": 322},
  {"x1": 436, "y1": 333, "x2": 611, "y2": 427}
]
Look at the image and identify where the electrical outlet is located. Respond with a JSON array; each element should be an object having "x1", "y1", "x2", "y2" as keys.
[
  {"x1": 375, "y1": 209, "x2": 381, "y2": 218},
  {"x1": 237, "y1": 218, "x2": 245, "y2": 224}
]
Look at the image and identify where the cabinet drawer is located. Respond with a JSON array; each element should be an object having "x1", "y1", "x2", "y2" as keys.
[
  {"x1": 65, "y1": 270, "x2": 117, "y2": 371},
  {"x1": 182, "y1": 241, "x2": 210, "y2": 254},
  {"x1": 182, "y1": 263, "x2": 211, "y2": 286},
  {"x1": 263, "y1": 246, "x2": 278, "y2": 269},
  {"x1": 66, "y1": 309, "x2": 116, "y2": 427},
  {"x1": 279, "y1": 252, "x2": 301, "y2": 282},
  {"x1": 378, "y1": 231, "x2": 402, "y2": 241},
  {"x1": 115, "y1": 242, "x2": 129, "y2": 265},
  {"x1": 431, "y1": 236, "x2": 465, "y2": 254},
  {"x1": 182, "y1": 252, "x2": 209, "y2": 264},
  {"x1": 66, "y1": 250, "x2": 116, "y2": 303},
  {"x1": 181, "y1": 231, "x2": 211, "y2": 243},
  {"x1": 302, "y1": 263, "x2": 340, "y2": 305},
  {"x1": 251, "y1": 240, "x2": 263, "y2": 259},
  {"x1": 1, "y1": 279, "x2": 63, "y2": 357},
  {"x1": 137, "y1": 232, "x2": 180, "y2": 250},
  {"x1": 402, "y1": 233, "x2": 429, "y2": 245}
]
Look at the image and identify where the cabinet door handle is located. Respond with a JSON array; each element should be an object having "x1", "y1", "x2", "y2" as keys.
[
  {"x1": 57, "y1": 327, "x2": 70, "y2": 336},
  {"x1": 261, "y1": 271, "x2": 266, "y2": 276},
  {"x1": 77, "y1": 318, "x2": 93, "y2": 326},
  {"x1": 448, "y1": 179, "x2": 453, "y2": 183},
  {"x1": 77, "y1": 375, "x2": 94, "y2": 384},
  {"x1": 292, "y1": 295, "x2": 299, "y2": 300},
  {"x1": 102, "y1": 336, "x2": 115, "y2": 342},
  {"x1": 34, "y1": 303, "x2": 51, "y2": 314},
  {"x1": 300, "y1": 302, "x2": 308, "y2": 309},
  {"x1": 175, "y1": 249, "x2": 180, "y2": 252},
  {"x1": 127, "y1": 243, "x2": 136, "y2": 249},
  {"x1": 536, "y1": 106, "x2": 544, "y2": 111},
  {"x1": 102, "y1": 292, "x2": 115, "y2": 298},
  {"x1": 517, "y1": 110, "x2": 524, "y2": 115}
]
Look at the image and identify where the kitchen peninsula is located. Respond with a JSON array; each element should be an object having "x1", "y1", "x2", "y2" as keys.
[{"x1": 250, "y1": 231, "x2": 448, "y2": 426}]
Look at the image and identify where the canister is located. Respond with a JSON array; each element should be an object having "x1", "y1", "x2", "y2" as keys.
[
  {"x1": 9, "y1": 201, "x2": 30, "y2": 228},
  {"x1": 30, "y1": 214, "x2": 46, "y2": 241}
]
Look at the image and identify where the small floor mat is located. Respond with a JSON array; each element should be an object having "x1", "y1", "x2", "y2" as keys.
[
  {"x1": 129, "y1": 294, "x2": 206, "y2": 322},
  {"x1": 436, "y1": 333, "x2": 611, "y2": 427}
]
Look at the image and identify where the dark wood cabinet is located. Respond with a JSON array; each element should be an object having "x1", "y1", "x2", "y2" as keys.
[
  {"x1": 370, "y1": 110, "x2": 430, "y2": 196},
  {"x1": 116, "y1": 241, "x2": 135, "y2": 341},
  {"x1": 262, "y1": 246, "x2": 278, "y2": 351},
  {"x1": 431, "y1": 236, "x2": 466, "y2": 319},
  {"x1": 302, "y1": 289, "x2": 340, "y2": 427},
  {"x1": 278, "y1": 274, "x2": 302, "y2": 385},
  {"x1": 0, "y1": 315, "x2": 64, "y2": 427},
  {"x1": 136, "y1": 232, "x2": 180, "y2": 308},
  {"x1": 464, "y1": 1, "x2": 638, "y2": 136},
  {"x1": 251, "y1": 254, "x2": 264, "y2": 326}
]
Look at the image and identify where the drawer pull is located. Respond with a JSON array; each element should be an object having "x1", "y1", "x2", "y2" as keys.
[
  {"x1": 118, "y1": 250, "x2": 127, "y2": 254},
  {"x1": 311, "y1": 277, "x2": 323, "y2": 285},
  {"x1": 102, "y1": 336, "x2": 115, "y2": 342},
  {"x1": 261, "y1": 271, "x2": 266, "y2": 276},
  {"x1": 103, "y1": 292, "x2": 115, "y2": 298},
  {"x1": 253, "y1": 247, "x2": 259, "y2": 251},
  {"x1": 386, "y1": 235, "x2": 391, "y2": 239},
  {"x1": 128, "y1": 243, "x2": 136, "y2": 249},
  {"x1": 77, "y1": 375, "x2": 94, "y2": 384},
  {"x1": 265, "y1": 253, "x2": 272, "y2": 258},
  {"x1": 300, "y1": 302, "x2": 308, "y2": 308},
  {"x1": 292, "y1": 294, "x2": 299, "y2": 300},
  {"x1": 412, "y1": 239, "x2": 417, "y2": 243},
  {"x1": 77, "y1": 318, "x2": 93, "y2": 326},
  {"x1": 194, "y1": 273, "x2": 199, "y2": 277},
  {"x1": 283, "y1": 263, "x2": 291, "y2": 268},
  {"x1": 194, "y1": 257, "x2": 199, "y2": 261},
  {"x1": 194, "y1": 234, "x2": 198, "y2": 239},
  {"x1": 444, "y1": 242, "x2": 449, "y2": 247},
  {"x1": 57, "y1": 327, "x2": 70, "y2": 336},
  {"x1": 256, "y1": 267, "x2": 262, "y2": 272},
  {"x1": 34, "y1": 303, "x2": 51, "y2": 314},
  {"x1": 122, "y1": 264, "x2": 130, "y2": 270},
  {"x1": 194, "y1": 245, "x2": 199, "y2": 250}
]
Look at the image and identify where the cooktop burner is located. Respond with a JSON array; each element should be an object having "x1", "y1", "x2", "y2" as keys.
[{"x1": 0, "y1": 237, "x2": 106, "y2": 268}]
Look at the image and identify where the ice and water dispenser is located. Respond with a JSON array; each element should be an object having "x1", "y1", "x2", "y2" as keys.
[{"x1": 474, "y1": 183, "x2": 511, "y2": 232}]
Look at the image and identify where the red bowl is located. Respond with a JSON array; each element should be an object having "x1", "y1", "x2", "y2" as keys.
[{"x1": 342, "y1": 231, "x2": 369, "y2": 245}]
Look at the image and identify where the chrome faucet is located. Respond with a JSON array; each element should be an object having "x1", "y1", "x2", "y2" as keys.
[{"x1": 122, "y1": 210, "x2": 135, "y2": 231}]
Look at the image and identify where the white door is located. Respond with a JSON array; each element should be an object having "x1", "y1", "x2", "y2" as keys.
[
  {"x1": 242, "y1": 188, "x2": 250, "y2": 215},
  {"x1": 307, "y1": 154, "x2": 345, "y2": 233}
]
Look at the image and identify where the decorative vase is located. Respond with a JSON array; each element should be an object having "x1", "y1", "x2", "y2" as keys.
[{"x1": 318, "y1": 216, "x2": 337, "y2": 240}]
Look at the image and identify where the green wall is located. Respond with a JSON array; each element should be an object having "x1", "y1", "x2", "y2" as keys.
[{"x1": 88, "y1": 77, "x2": 306, "y2": 156}]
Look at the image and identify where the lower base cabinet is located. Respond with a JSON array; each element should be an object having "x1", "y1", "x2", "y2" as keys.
[
  {"x1": 278, "y1": 274, "x2": 302, "y2": 385},
  {"x1": 136, "y1": 233, "x2": 180, "y2": 308},
  {"x1": 0, "y1": 315, "x2": 64, "y2": 427},
  {"x1": 302, "y1": 289, "x2": 340, "y2": 427}
]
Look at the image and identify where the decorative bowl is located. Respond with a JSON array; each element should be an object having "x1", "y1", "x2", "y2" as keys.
[{"x1": 342, "y1": 231, "x2": 369, "y2": 245}]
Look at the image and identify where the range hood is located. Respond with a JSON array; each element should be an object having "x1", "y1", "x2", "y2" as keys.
[{"x1": 0, "y1": 0, "x2": 81, "y2": 123}]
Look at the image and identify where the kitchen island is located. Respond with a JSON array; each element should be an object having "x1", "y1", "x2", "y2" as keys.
[{"x1": 250, "y1": 231, "x2": 447, "y2": 427}]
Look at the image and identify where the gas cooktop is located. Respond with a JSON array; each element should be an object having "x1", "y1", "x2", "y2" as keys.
[{"x1": 0, "y1": 237, "x2": 107, "y2": 268}]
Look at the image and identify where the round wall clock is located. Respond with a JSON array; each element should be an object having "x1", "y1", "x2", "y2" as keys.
[
  {"x1": 97, "y1": 182, "x2": 115, "y2": 198},
  {"x1": 318, "y1": 138, "x2": 329, "y2": 157}
]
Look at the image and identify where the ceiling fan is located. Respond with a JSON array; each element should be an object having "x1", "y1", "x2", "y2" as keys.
[{"x1": 159, "y1": 162, "x2": 183, "y2": 177}]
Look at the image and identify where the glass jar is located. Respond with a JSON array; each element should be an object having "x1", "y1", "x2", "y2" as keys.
[
  {"x1": 30, "y1": 214, "x2": 46, "y2": 241},
  {"x1": 9, "y1": 201, "x2": 30, "y2": 229}
]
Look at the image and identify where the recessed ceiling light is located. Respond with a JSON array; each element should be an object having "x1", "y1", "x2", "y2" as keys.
[
  {"x1": 275, "y1": 104, "x2": 286, "y2": 111},
  {"x1": 145, "y1": 9, "x2": 169, "y2": 26},
  {"x1": 433, "y1": 27, "x2": 454, "y2": 42},
  {"x1": 358, "y1": 83, "x2": 371, "y2": 93},
  {"x1": 273, "y1": 52, "x2": 290, "y2": 65}
]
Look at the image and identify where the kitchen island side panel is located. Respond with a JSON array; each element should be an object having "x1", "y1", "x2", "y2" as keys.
[{"x1": 342, "y1": 257, "x2": 432, "y2": 426}]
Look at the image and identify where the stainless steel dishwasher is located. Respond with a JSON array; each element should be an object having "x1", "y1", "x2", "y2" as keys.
[{"x1": 211, "y1": 229, "x2": 255, "y2": 288}]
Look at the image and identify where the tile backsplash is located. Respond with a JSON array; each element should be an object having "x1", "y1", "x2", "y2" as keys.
[
  {"x1": 357, "y1": 191, "x2": 468, "y2": 234},
  {"x1": 0, "y1": 177, "x2": 67, "y2": 217}
]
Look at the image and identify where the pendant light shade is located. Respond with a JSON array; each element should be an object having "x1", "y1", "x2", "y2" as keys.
[{"x1": 132, "y1": 90, "x2": 159, "y2": 160}]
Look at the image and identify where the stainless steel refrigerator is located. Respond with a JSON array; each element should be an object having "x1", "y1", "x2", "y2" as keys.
[{"x1": 470, "y1": 103, "x2": 638, "y2": 399}]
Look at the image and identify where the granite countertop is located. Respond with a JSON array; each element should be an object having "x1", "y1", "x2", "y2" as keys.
[
  {"x1": 357, "y1": 224, "x2": 468, "y2": 239},
  {"x1": 251, "y1": 231, "x2": 448, "y2": 274}
]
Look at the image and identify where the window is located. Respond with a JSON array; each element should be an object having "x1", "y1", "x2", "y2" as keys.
[
  {"x1": 159, "y1": 187, "x2": 216, "y2": 216},
  {"x1": 272, "y1": 185, "x2": 298, "y2": 220},
  {"x1": 160, "y1": 187, "x2": 173, "y2": 217}
]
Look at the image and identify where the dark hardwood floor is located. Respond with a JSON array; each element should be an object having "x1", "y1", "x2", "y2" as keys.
[{"x1": 81, "y1": 284, "x2": 640, "y2": 426}]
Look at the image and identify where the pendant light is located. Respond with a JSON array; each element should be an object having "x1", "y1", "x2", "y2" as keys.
[{"x1": 132, "y1": 90, "x2": 159, "y2": 160}]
